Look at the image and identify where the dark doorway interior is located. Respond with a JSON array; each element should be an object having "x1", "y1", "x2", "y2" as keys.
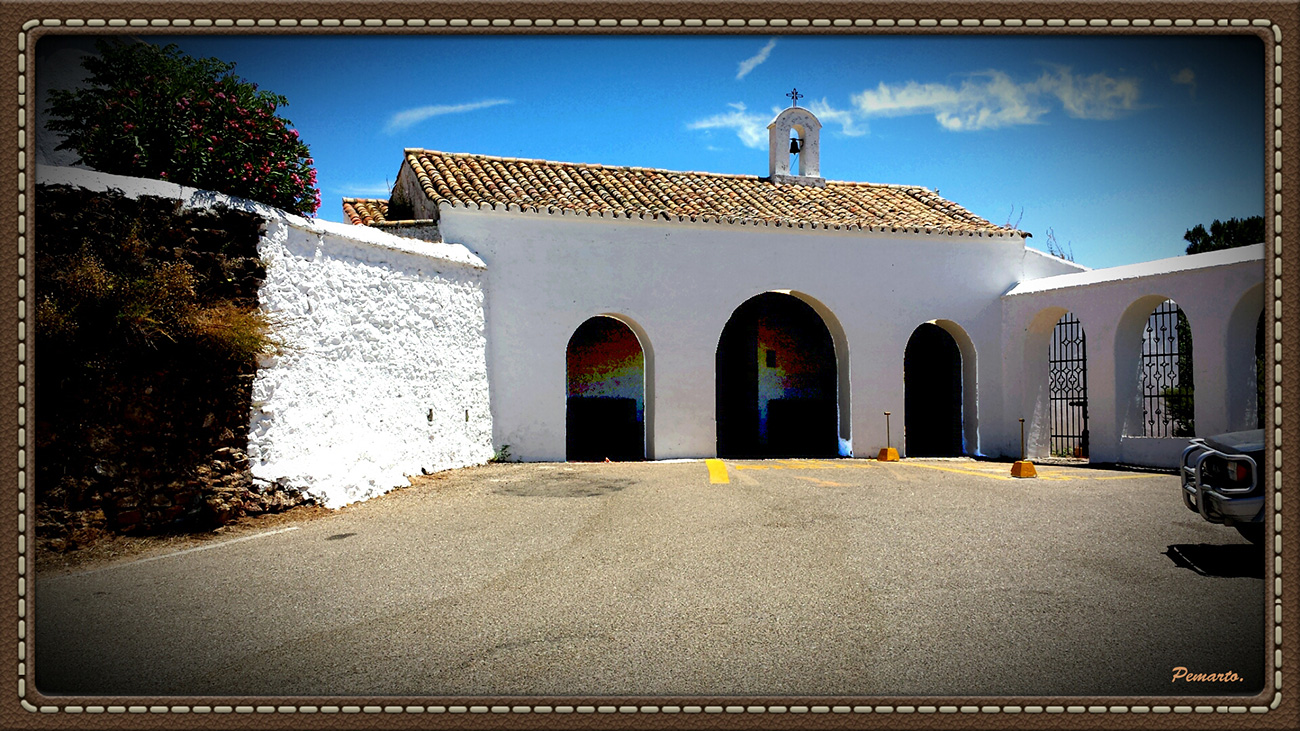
[
  {"x1": 566, "y1": 397, "x2": 641, "y2": 462},
  {"x1": 716, "y1": 293, "x2": 837, "y2": 458},
  {"x1": 904, "y1": 323, "x2": 963, "y2": 457},
  {"x1": 566, "y1": 317, "x2": 644, "y2": 461}
]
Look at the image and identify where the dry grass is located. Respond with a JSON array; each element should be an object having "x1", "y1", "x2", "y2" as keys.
[{"x1": 35, "y1": 503, "x2": 335, "y2": 577}]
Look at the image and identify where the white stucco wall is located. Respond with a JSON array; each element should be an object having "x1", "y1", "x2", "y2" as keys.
[
  {"x1": 1020, "y1": 246, "x2": 1090, "y2": 282},
  {"x1": 440, "y1": 204, "x2": 1037, "y2": 462},
  {"x1": 251, "y1": 220, "x2": 492, "y2": 507},
  {"x1": 37, "y1": 165, "x2": 494, "y2": 508},
  {"x1": 1002, "y1": 246, "x2": 1265, "y2": 467}
]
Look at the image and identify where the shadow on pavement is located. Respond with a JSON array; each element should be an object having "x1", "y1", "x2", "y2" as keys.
[
  {"x1": 1164, "y1": 543, "x2": 1265, "y2": 579},
  {"x1": 493, "y1": 473, "x2": 636, "y2": 498}
]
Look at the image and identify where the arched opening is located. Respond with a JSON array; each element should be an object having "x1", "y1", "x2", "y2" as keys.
[
  {"x1": 1225, "y1": 283, "x2": 1265, "y2": 431},
  {"x1": 904, "y1": 323, "x2": 964, "y2": 457},
  {"x1": 1048, "y1": 312, "x2": 1089, "y2": 459},
  {"x1": 787, "y1": 125, "x2": 806, "y2": 173},
  {"x1": 566, "y1": 316, "x2": 646, "y2": 461},
  {"x1": 1138, "y1": 299, "x2": 1194, "y2": 437},
  {"x1": 716, "y1": 292, "x2": 838, "y2": 458}
]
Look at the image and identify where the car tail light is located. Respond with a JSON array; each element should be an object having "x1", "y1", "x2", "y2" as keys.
[{"x1": 1230, "y1": 461, "x2": 1250, "y2": 482}]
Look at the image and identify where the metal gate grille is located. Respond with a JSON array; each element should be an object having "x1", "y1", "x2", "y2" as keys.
[
  {"x1": 1142, "y1": 300, "x2": 1194, "y2": 437},
  {"x1": 1049, "y1": 313, "x2": 1088, "y2": 458}
]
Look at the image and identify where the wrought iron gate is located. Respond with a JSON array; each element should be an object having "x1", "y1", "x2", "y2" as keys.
[
  {"x1": 1049, "y1": 313, "x2": 1089, "y2": 458},
  {"x1": 1141, "y1": 300, "x2": 1194, "y2": 437}
]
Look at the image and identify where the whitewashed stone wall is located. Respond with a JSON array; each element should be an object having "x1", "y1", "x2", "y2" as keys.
[
  {"x1": 251, "y1": 219, "x2": 491, "y2": 507},
  {"x1": 37, "y1": 165, "x2": 494, "y2": 508}
]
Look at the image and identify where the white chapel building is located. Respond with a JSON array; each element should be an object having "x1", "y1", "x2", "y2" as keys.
[
  {"x1": 336, "y1": 102, "x2": 1263, "y2": 478},
  {"x1": 34, "y1": 39, "x2": 1265, "y2": 508},
  {"x1": 38, "y1": 101, "x2": 1265, "y2": 508}
]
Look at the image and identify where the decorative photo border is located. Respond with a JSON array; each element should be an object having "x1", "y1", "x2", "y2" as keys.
[{"x1": 2, "y1": 2, "x2": 1294, "y2": 728}]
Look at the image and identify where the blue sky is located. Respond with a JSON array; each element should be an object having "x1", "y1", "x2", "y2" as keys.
[{"x1": 82, "y1": 34, "x2": 1266, "y2": 269}]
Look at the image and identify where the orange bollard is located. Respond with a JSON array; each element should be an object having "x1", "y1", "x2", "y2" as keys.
[
  {"x1": 878, "y1": 411, "x2": 900, "y2": 461},
  {"x1": 1011, "y1": 418, "x2": 1037, "y2": 478}
]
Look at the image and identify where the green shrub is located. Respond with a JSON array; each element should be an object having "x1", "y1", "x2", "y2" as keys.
[
  {"x1": 46, "y1": 39, "x2": 320, "y2": 215},
  {"x1": 1161, "y1": 387, "x2": 1195, "y2": 438}
]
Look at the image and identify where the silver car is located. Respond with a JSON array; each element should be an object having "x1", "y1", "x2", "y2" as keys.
[{"x1": 1179, "y1": 429, "x2": 1266, "y2": 545}]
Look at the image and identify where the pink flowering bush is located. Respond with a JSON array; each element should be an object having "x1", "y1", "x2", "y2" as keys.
[{"x1": 47, "y1": 40, "x2": 320, "y2": 216}]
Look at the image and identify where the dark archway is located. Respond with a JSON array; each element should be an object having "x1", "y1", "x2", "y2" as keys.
[
  {"x1": 566, "y1": 316, "x2": 645, "y2": 461},
  {"x1": 905, "y1": 323, "x2": 963, "y2": 457},
  {"x1": 716, "y1": 292, "x2": 837, "y2": 458}
]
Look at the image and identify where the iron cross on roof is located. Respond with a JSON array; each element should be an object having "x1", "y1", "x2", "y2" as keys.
[{"x1": 786, "y1": 88, "x2": 803, "y2": 107}]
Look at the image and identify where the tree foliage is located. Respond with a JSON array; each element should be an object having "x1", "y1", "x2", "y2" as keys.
[
  {"x1": 46, "y1": 39, "x2": 320, "y2": 215},
  {"x1": 1183, "y1": 216, "x2": 1265, "y2": 255}
]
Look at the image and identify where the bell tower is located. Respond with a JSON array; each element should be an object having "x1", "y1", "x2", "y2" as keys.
[{"x1": 768, "y1": 89, "x2": 824, "y2": 186}]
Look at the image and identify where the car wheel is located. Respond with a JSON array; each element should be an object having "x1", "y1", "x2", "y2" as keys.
[{"x1": 1234, "y1": 523, "x2": 1265, "y2": 545}]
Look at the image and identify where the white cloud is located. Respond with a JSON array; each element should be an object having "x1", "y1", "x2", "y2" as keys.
[
  {"x1": 1171, "y1": 67, "x2": 1197, "y2": 97},
  {"x1": 736, "y1": 38, "x2": 777, "y2": 80},
  {"x1": 690, "y1": 98, "x2": 868, "y2": 149},
  {"x1": 807, "y1": 97, "x2": 867, "y2": 137},
  {"x1": 851, "y1": 67, "x2": 1140, "y2": 131},
  {"x1": 340, "y1": 182, "x2": 394, "y2": 196},
  {"x1": 687, "y1": 102, "x2": 769, "y2": 148},
  {"x1": 852, "y1": 72, "x2": 1048, "y2": 131},
  {"x1": 384, "y1": 99, "x2": 512, "y2": 134},
  {"x1": 1035, "y1": 65, "x2": 1140, "y2": 119}
]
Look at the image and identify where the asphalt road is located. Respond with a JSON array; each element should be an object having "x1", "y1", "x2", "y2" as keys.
[{"x1": 34, "y1": 458, "x2": 1266, "y2": 700}]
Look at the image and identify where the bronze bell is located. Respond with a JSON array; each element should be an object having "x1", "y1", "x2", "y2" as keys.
[{"x1": 789, "y1": 138, "x2": 803, "y2": 154}]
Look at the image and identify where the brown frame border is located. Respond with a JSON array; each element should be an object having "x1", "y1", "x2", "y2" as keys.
[{"x1": 2, "y1": 2, "x2": 1296, "y2": 729}]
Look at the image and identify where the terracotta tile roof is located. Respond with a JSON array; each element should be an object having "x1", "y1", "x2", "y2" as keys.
[
  {"x1": 352, "y1": 149, "x2": 1026, "y2": 236},
  {"x1": 342, "y1": 198, "x2": 389, "y2": 226}
]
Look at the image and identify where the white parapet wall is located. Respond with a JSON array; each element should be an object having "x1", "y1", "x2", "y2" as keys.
[
  {"x1": 37, "y1": 165, "x2": 494, "y2": 508},
  {"x1": 1002, "y1": 245, "x2": 1265, "y2": 467}
]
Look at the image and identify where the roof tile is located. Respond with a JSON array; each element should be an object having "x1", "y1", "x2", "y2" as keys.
[
  {"x1": 342, "y1": 197, "x2": 388, "y2": 225},
  {"x1": 349, "y1": 149, "x2": 1026, "y2": 236}
]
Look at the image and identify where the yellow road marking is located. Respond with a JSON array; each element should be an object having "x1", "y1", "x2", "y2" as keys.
[
  {"x1": 886, "y1": 461, "x2": 1014, "y2": 481},
  {"x1": 706, "y1": 459, "x2": 730, "y2": 484},
  {"x1": 776, "y1": 459, "x2": 846, "y2": 469},
  {"x1": 712, "y1": 458, "x2": 1150, "y2": 485},
  {"x1": 792, "y1": 475, "x2": 847, "y2": 487},
  {"x1": 888, "y1": 461, "x2": 1156, "y2": 482},
  {"x1": 733, "y1": 460, "x2": 877, "y2": 471}
]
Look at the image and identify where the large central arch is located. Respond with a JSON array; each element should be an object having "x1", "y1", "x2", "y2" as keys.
[{"x1": 715, "y1": 291, "x2": 843, "y2": 458}]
